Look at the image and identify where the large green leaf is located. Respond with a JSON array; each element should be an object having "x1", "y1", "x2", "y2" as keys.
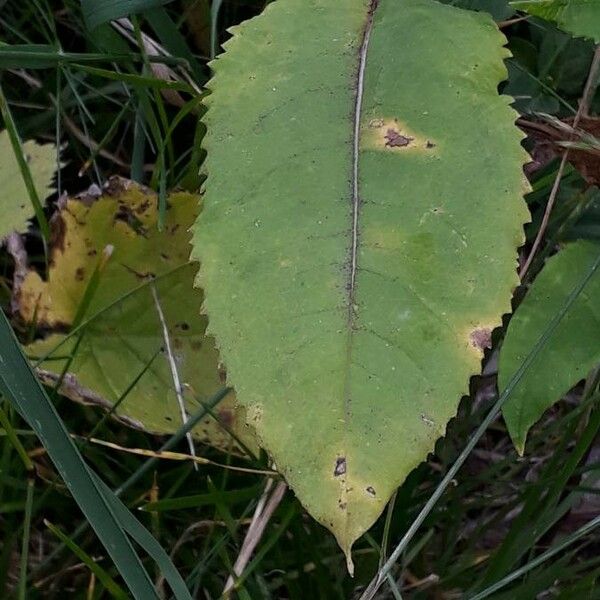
[
  {"x1": 0, "y1": 130, "x2": 56, "y2": 241},
  {"x1": 511, "y1": 0, "x2": 600, "y2": 42},
  {"x1": 191, "y1": 0, "x2": 529, "y2": 565},
  {"x1": 499, "y1": 241, "x2": 600, "y2": 454},
  {"x1": 17, "y1": 178, "x2": 254, "y2": 453}
]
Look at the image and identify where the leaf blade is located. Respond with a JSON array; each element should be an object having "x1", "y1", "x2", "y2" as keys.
[
  {"x1": 192, "y1": 0, "x2": 529, "y2": 559},
  {"x1": 499, "y1": 241, "x2": 600, "y2": 453}
]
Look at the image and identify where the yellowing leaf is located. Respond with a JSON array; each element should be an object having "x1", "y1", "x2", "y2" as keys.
[
  {"x1": 0, "y1": 130, "x2": 56, "y2": 240},
  {"x1": 192, "y1": 0, "x2": 529, "y2": 565},
  {"x1": 20, "y1": 177, "x2": 256, "y2": 453}
]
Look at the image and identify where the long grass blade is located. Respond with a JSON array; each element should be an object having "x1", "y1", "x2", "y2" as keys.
[
  {"x1": 0, "y1": 310, "x2": 160, "y2": 599},
  {"x1": 44, "y1": 520, "x2": 130, "y2": 600},
  {"x1": 468, "y1": 513, "x2": 600, "y2": 600},
  {"x1": 81, "y1": 0, "x2": 174, "y2": 29}
]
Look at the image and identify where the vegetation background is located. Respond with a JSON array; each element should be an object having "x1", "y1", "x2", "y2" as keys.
[{"x1": 0, "y1": 0, "x2": 599, "y2": 598}]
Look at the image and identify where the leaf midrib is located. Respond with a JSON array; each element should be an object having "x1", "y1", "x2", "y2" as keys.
[{"x1": 341, "y1": 0, "x2": 379, "y2": 544}]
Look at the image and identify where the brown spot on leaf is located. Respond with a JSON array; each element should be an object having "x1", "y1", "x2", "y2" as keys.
[
  {"x1": 334, "y1": 457, "x2": 347, "y2": 477},
  {"x1": 75, "y1": 267, "x2": 85, "y2": 281},
  {"x1": 114, "y1": 205, "x2": 148, "y2": 236},
  {"x1": 218, "y1": 408, "x2": 234, "y2": 428},
  {"x1": 122, "y1": 264, "x2": 155, "y2": 280},
  {"x1": 366, "y1": 486, "x2": 376, "y2": 497},
  {"x1": 385, "y1": 129, "x2": 413, "y2": 148},
  {"x1": 470, "y1": 328, "x2": 492, "y2": 351}
]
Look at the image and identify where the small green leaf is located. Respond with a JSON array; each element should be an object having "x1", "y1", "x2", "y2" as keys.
[
  {"x1": 192, "y1": 0, "x2": 529, "y2": 564},
  {"x1": 511, "y1": 0, "x2": 600, "y2": 42},
  {"x1": 0, "y1": 130, "x2": 56, "y2": 241},
  {"x1": 500, "y1": 241, "x2": 600, "y2": 454}
]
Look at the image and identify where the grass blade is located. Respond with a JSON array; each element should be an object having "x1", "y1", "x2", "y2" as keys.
[
  {"x1": 92, "y1": 474, "x2": 193, "y2": 600},
  {"x1": 0, "y1": 311, "x2": 160, "y2": 599},
  {"x1": 468, "y1": 512, "x2": 600, "y2": 600},
  {"x1": 44, "y1": 520, "x2": 129, "y2": 600},
  {"x1": 17, "y1": 478, "x2": 34, "y2": 600},
  {"x1": 81, "y1": 0, "x2": 174, "y2": 29}
]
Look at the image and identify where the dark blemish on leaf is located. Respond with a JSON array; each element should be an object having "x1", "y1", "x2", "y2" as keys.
[
  {"x1": 366, "y1": 486, "x2": 376, "y2": 497},
  {"x1": 334, "y1": 457, "x2": 347, "y2": 477},
  {"x1": 219, "y1": 408, "x2": 234, "y2": 427},
  {"x1": 426, "y1": 140, "x2": 436, "y2": 149},
  {"x1": 75, "y1": 267, "x2": 85, "y2": 281},
  {"x1": 470, "y1": 328, "x2": 492, "y2": 351},
  {"x1": 115, "y1": 205, "x2": 148, "y2": 236},
  {"x1": 191, "y1": 340, "x2": 202, "y2": 351},
  {"x1": 165, "y1": 416, "x2": 173, "y2": 422},
  {"x1": 160, "y1": 253, "x2": 170, "y2": 261},
  {"x1": 136, "y1": 200, "x2": 151, "y2": 215},
  {"x1": 87, "y1": 249, "x2": 97, "y2": 257},
  {"x1": 177, "y1": 322, "x2": 190, "y2": 331},
  {"x1": 338, "y1": 501, "x2": 347, "y2": 510},
  {"x1": 122, "y1": 264, "x2": 155, "y2": 280},
  {"x1": 385, "y1": 129, "x2": 413, "y2": 148}
]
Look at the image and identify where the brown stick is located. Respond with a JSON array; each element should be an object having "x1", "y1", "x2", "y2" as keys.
[
  {"x1": 223, "y1": 480, "x2": 287, "y2": 596},
  {"x1": 519, "y1": 45, "x2": 600, "y2": 280}
]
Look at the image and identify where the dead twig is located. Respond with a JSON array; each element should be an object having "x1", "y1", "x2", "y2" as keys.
[
  {"x1": 151, "y1": 284, "x2": 198, "y2": 468},
  {"x1": 112, "y1": 18, "x2": 202, "y2": 107},
  {"x1": 223, "y1": 479, "x2": 288, "y2": 596},
  {"x1": 520, "y1": 46, "x2": 600, "y2": 280}
]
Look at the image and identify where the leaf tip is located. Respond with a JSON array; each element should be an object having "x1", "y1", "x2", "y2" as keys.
[{"x1": 345, "y1": 548, "x2": 355, "y2": 577}]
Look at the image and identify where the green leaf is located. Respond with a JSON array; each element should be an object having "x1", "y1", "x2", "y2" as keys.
[
  {"x1": 0, "y1": 130, "x2": 56, "y2": 241},
  {"x1": 191, "y1": 0, "x2": 529, "y2": 565},
  {"x1": 81, "y1": 0, "x2": 174, "y2": 29},
  {"x1": 499, "y1": 241, "x2": 600, "y2": 454},
  {"x1": 511, "y1": 0, "x2": 600, "y2": 42},
  {"x1": 18, "y1": 178, "x2": 255, "y2": 454}
]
